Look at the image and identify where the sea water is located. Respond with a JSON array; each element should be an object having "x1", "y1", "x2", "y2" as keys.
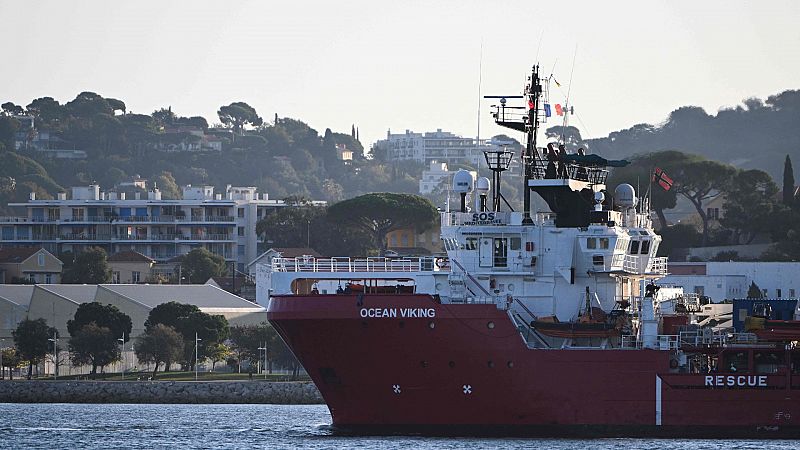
[{"x1": 0, "y1": 403, "x2": 795, "y2": 449}]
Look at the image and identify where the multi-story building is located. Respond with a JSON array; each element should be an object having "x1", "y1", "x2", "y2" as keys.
[
  {"x1": 375, "y1": 129, "x2": 499, "y2": 166},
  {"x1": 0, "y1": 184, "x2": 322, "y2": 272},
  {"x1": 418, "y1": 161, "x2": 477, "y2": 195}
]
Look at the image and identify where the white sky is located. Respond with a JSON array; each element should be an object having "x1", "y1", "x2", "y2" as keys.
[{"x1": 2, "y1": 1, "x2": 799, "y2": 149}]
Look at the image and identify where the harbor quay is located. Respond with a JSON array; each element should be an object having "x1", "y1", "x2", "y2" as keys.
[{"x1": 0, "y1": 380, "x2": 323, "y2": 404}]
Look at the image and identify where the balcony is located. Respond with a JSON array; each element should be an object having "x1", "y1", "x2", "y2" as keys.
[{"x1": 59, "y1": 233, "x2": 113, "y2": 241}]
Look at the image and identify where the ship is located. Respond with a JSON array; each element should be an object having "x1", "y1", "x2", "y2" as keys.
[{"x1": 265, "y1": 65, "x2": 800, "y2": 437}]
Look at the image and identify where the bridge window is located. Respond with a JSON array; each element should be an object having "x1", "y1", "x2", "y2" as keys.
[
  {"x1": 640, "y1": 240, "x2": 650, "y2": 254},
  {"x1": 587, "y1": 238, "x2": 596, "y2": 249},
  {"x1": 465, "y1": 237, "x2": 478, "y2": 250},
  {"x1": 510, "y1": 237, "x2": 521, "y2": 251},
  {"x1": 629, "y1": 240, "x2": 640, "y2": 255},
  {"x1": 599, "y1": 238, "x2": 609, "y2": 249}
]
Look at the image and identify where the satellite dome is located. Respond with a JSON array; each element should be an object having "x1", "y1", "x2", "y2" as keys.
[
  {"x1": 475, "y1": 176, "x2": 490, "y2": 194},
  {"x1": 614, "y1": 184, "x2": 637, "y2": 208},
  {"x1": 594, "y1": 191, "x2": 605, "y2": 204},
  {"x1": 452, "y1": 170, "x2": 474, "y2": 193}
]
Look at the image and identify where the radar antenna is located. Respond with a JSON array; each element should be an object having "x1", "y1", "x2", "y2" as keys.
[{"x1": 485, "y1": 65, "x2": 548, "y2": 223}]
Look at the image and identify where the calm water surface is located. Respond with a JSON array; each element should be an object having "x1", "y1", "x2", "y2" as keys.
[{"x1": 0, "y1": 403, "x2": 797, "y2": 449}]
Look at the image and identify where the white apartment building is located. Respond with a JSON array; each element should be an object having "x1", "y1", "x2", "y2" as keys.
[
  {"x1": 0, "y1": 185, "x2": 323, "y2": 272},
  {"x1": 658, "y1": 262, "x2": 800, "y2": 302},
  {"x1": 419, "y1": 161, "x2": 477, "y2": 195},
  {"x1": 375, "y1": 129, "x2": 498, "y2": 166}
]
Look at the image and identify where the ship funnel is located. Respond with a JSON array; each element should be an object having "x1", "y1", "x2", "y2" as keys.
[
  {"x1": 452, "y1": 169, "x2": 474, "y2": 213},
  {"x1": 475, "y1": 176, "x2": 490, "y2": 212}
]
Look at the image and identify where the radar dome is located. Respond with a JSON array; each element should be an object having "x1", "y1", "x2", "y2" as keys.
[
  {"x1": 594, "y1": 191, "x2": 605, "y2": 204},
  {"x1": 475, "y1": 176, "x2": 490, "y2": 194},
  {"x1": 614, "y1": 184, "x2": 637, "y2": 208},
  {"x1": 452, "y1": 170, "x2": 474, "y2": 193}
]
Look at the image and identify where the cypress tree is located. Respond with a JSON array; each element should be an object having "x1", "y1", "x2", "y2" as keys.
[
  {"x1": 747, "y1": 281, "x2": 763, "y2": 299},
  {"x1": 784, "y1": 154, "x2": 795, "y2": 206}
]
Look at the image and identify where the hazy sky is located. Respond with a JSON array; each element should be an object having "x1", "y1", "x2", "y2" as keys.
[{"x1": 2, "y1": 1, "x2": 799, "y2": 149}]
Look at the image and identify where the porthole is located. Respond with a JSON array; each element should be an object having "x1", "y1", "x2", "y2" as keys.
[
  {"x1": 508, "y1": 284, "x2": 514, "y2": 292},
  {"x1": 507, "y1": 361, "x2": 514, "y2": 368},
  {"x1": 448, "y1": 361, "x2": 456, "y2": 368},
  {"x1": 399, "y1": 321, "x2": 405, "y2": 329},
  {"x1": 487, "y1": 321, "x2": 495, "y2": 329},
  {"x1": 361, "y1": 321, "x2": 368, "y2": 328},
  {"x1": 487, "y1": 361, "x2": 495, "y2": 368},
  {"x1": 429, "y1": 321, "x2": 436, "y2": 329},
  {"x1": 420, "y1": 361, "x2": 428, "y2": 368}
]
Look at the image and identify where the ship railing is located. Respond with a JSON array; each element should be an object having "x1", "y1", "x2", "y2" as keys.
[
  {"x1": 678, "y1": 330, "x2": 759, "y2": 348},
  {"x1": 647, "y1": 257, "x2": 668, "y2": 276},
  {"x1": 527, "y1": 159, "x2": 609, "y2": 184},
  {"x1": 606, "y1": 254, "x2": 667, "y2": 276},
  {"x1": 271, "y1": 256, "x2": 436, "y2": 273},
  {"x1": 620, "y1": 335, "x2": 640, "y2": 348},
  {"x1": 657, "y1": 334, "x2": 680, "y2": 350}
]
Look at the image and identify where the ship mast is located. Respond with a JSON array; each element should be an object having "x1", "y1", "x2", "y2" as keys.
[
  {"x1": 524, "y1": 65, "x2": 544, "y2": 224},
  {"x1": 484, "y1": 65, "x2": 545, "y2": 223}
]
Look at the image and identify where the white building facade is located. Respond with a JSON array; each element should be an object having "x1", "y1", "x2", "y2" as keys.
[
  {"x1": 375, "y1": 129, "x2": 498, "y2": 166},
  {"x1": 418, "y1": 161, "x2": 478, "y2": 195},
  {"x1": 0, "y1": 185, "x2": 322, "y2": 271},
  {"x1": 658, "y1": 262, "x2": 800, "y2": 302}
]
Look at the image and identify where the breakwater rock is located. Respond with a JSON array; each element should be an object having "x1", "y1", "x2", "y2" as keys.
[{"x1": 0, "y1": 380, "x2": 324, "y2": 404}]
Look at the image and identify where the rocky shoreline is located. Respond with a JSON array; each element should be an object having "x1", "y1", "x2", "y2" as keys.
[{"x1": 0, "y1": 380, "x2": 324, "y2": 404}]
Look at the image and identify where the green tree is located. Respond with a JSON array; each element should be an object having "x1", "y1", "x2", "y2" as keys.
[
  {"x1": 229, "y1": 322, "x2": 289, "y2": 374},
  {"x1": 1, "y1": 347, "x2": 24, "y2": 380},
  {"x1": 1, "y1": 102, "x2": 24, "y2": 116},
  {"x1": 65, "y1": 92, "x2": 113, "y2": 118},
  {"x1": 67, "y1": 302, "x2": 132, "y2": 342},
  {"x1": 68, "y1": 323, "x2": 121, "y2": 377},
  {"x1": 217, "y1": 102, "x2": 262, "y2": 134},
  {"x1": 720, "y1": 169, "x2": 779, "y2": 244},
  {"x1": 179, "y1": 248, "x2": 228, "y2": 283},
  {"x1": 784, "y1": 154, "x2": 796, "y2": 207},
  {"x1": 256, "y1": 204, "x2": 374, "y2": 256},
  {"x1": 144, "y1": 301, "x2": 229, "y2": 369},
  {"x1": 327, "y1": 193, "x2": 438, "y2": 253},
  {"x1": 61, "y1": 247, "x2": 112, "y2": 284},
  {"x1": 105, "y1": 98, "x2": 126, "y2": 115},
  {"x1": 13, "y1": 318, "x2": 57, "y2": 379},
  {"x1": 672, "y1": 159, "x2": 737, "y2": 246},
  {"x1": 153, "y1": 171, "x2": 182, "y2": 199},
  {"x1": 0, "y1": 116, "x2": 20, "y2": 151},
  {"x1": 134, "y1": 324, "x2": 184, "y2": 379},
  {"x1": 207, "y1": 343, "x2": 232, "y2": 372},
  {"x1": 747, "y1": 281, "x2": 763, "y2": 299},
  {"x1": 26, "y1": 97, "x2": 65, "y2": 126}
]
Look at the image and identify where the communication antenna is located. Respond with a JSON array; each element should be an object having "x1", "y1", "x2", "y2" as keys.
[
  {"x1": 483, "y1": 146, "x2": 514, "y2": 212},
  {"x1": 484, "y1": 64, "x2": 547, "y2": 222},
  {"x1": 560, "y1": 45, "x2": 578, "y2": 146}
]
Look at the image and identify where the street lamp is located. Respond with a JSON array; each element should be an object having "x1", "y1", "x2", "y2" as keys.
[
  {"x1": 257, "y1": 343, "x2": 267, "y2": 380},
  {"x1": 194, "y1": 332, "x2": 202, "y2": 381},
  {"x1": 47, "y1": 333, "x2": 59, "y2": 380},
  {"x1": 117, "y1": 333, "x2": 126, "y2": 380}
]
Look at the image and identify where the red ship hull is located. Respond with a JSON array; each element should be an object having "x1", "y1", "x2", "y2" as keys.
[{"x1": 268, "y1": 293, "x2": 800, "y2": 437}]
